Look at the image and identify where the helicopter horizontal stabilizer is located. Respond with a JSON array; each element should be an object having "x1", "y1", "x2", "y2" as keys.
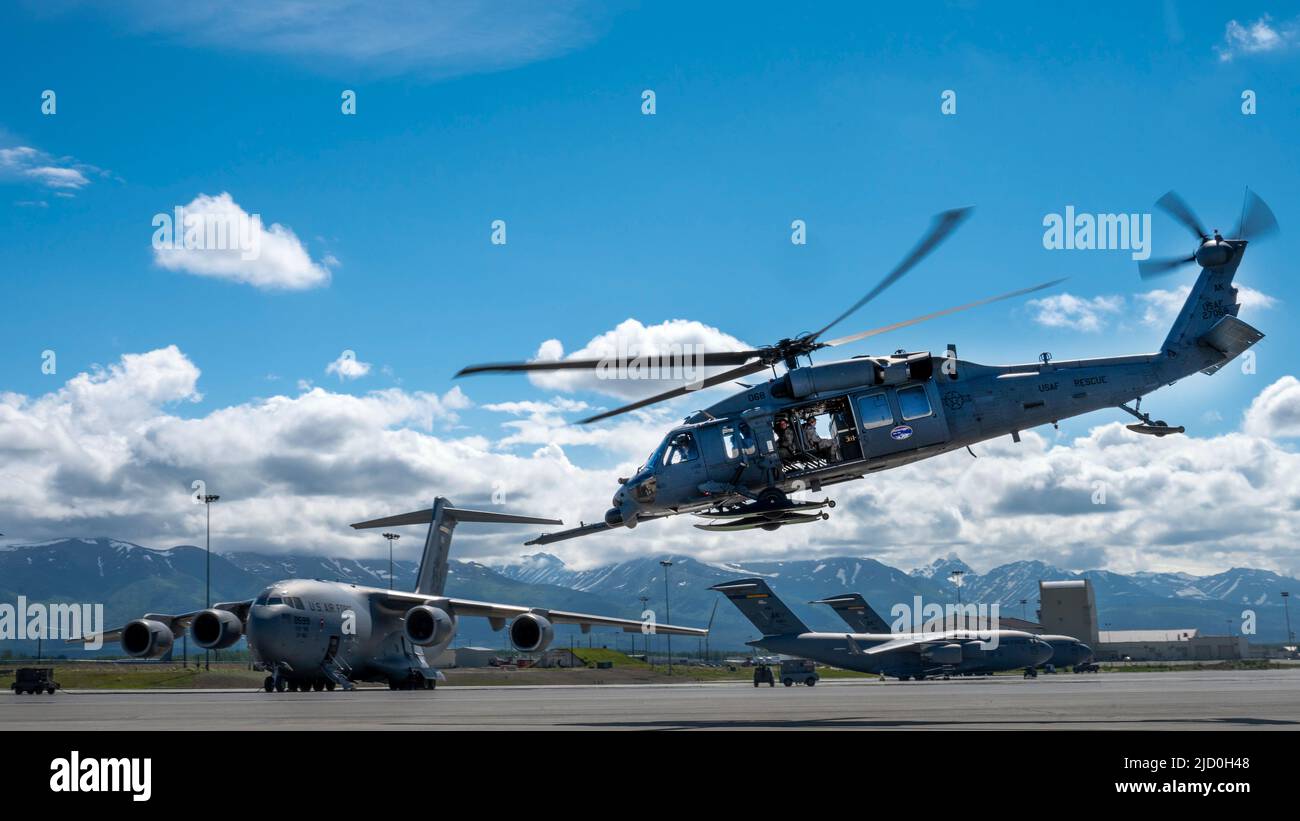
[{"x1": 1197, "y1": 315, "x2": 1264, "y2": 376}]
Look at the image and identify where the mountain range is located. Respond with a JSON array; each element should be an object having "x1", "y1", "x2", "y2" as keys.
[{"x1": 2, "y1": 539, "x2": 1296, "y2": 655}]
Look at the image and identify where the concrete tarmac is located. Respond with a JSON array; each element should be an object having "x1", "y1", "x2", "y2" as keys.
[{"x1": 4, "y1": 670, "x2": 1298, "y2": 730}]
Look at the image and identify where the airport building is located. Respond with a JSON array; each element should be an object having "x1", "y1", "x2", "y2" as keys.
[
  {"x1": 1037, "y1": 579, "x2": 1245, "y2": 661},
  {"x1": 1038, "y1": 580, "x2": 1100, "y2": 648}
]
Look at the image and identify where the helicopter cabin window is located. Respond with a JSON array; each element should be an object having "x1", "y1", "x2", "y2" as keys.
[
  {"x1": 661, "y1": 432, "x2": 699, "y2": 465},
  {"x1": 897, "y1": 385, "x2": 933, "y2": 421},
  {"x1": 856, "y1": 391, "x2": 894, "y2": 429}
]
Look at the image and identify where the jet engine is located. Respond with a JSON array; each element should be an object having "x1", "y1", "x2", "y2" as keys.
[
  {"x1": 403, "y1": 605, "x2": 455, "y2": 647},
  {"x1": 921, "y1": 642, "x2": 963, "y2": 666},
  {"x1": 509, "y1": 613, "x2": 554, "y2": 653},
  {"x1": 191, "y1": 609, "x2": 244, "y2": 650},
  {"x1": 121, "y1": 619, "x2": 175, "y2": 659}
]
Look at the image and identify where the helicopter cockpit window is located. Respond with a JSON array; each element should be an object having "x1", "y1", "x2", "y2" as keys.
[
  {"x1": 856, "y1": 391, "x2": 894, "y2": 429},
  {"x1": 661, "y1": 432, "x2": 699, "y2": 465},
  {"x1": 897, "y1": 385, "x2": 933, "y2": 420}
]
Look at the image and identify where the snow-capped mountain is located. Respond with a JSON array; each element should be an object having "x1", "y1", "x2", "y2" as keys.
[{"x1": 4, "y1": 538, "x2": 1298, "y2": 652}]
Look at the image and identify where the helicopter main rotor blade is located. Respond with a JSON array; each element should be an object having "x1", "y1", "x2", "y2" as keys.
[
  {"x1": 457, "y1": 350, "x2": 761, "y2": 377},
  {"x1": 1232, "y1": 189, "x2": 1279, "y2": 242},
  {"x1": 1138, "y1": 253, "x2": 1197, "y2": 280},
  {"x1": 821, "y1": 278, "x2": 1067, "y2": 349},
  {"x1": 1154, "y1": 190, "x2": 1209, "y2": 241},
  {"x1": 807, "y1": 206, "x2": 974, "y2": 343},
  {"x1": 577, "y1": 360, "x2": 769, "y2": 424}
]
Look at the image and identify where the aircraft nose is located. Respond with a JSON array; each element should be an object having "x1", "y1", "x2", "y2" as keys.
[
  {"x1": 1077, "y1": 643, "x2": 1094, "y2": 663},
  {"x1": 1034, "y1": 638, "x2": 1054, "y2": 666}
]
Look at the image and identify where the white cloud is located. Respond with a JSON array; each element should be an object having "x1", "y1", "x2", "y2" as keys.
[
  {"x1": 89, "y1": 0, "x2": 607, "y2": 79},
  {"x1": 152, "y1": 192, "x2": 333, "y2": 291},
  {"x1": 0, "y1": 145, "x2": 105, "y2": 194},
  {"x1": 1243, "y1": 375, "x2": 1300, "y2": 437},
  {"x1": 326, "y1": 351, "x2": 372, "y2": 381},
  {"x1": 1027, "y1": 293, "x2": 1124, "y2": 332},
  {"x1": 1217, "y1": 15, "x2": 1300, "y2": 61},
  {"x1": 526, "y1": 318, "x2": 753, "y2": 401},
  {"x1": 1137, "y1": 284, "x2": 1276, "y2": 327},
  {"x1": 3, "y1": 347, "x2": 1300, "y2": 578}
]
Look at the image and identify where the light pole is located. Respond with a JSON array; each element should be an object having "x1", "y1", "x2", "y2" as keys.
[
  {"x1": 203, "y1": 494, "x2": 219, "y2": 671},
  {"x1": 638, "y1": 595, "x2": 650, "y2": 662},
  {"x1": 1283, "y1": 592, "x2": 1294, "y2": 646},
  {"x1": 1019, "y1": 598, "x2": 1028, "y2": 621},
  {"x1": 382, "y1": 533, "x2": 401, "y2": 589},
  {"x1": 949, "y1": 570, "x2": 965, "y2": 630},
  {"x1": 660, "y1": 560, "x2": 674, "y2": 676}
]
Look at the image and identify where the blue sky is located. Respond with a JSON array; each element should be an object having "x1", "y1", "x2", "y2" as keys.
[{"x1": 2, "y1": 2, "x2": 1299, "y2": 574}]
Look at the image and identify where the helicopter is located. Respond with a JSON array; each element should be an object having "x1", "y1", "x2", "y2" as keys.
[{"x1": 458, "y1": 191, "x2": 1276, "y2": 544}]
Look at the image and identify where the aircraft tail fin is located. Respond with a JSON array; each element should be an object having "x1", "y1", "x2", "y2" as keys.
[
  {"x1": 812, "y1": 593, "x2": 890, "y2": 633},
  {"x1": 1160, "y1": 243, "x2": 1247, "y2": 355},
  {"x1": 711, "y1": 578, "x2": 809, "y2": 637},
  {"x1": 351, "y1": 498, "x2": 562, "y2": 595}
]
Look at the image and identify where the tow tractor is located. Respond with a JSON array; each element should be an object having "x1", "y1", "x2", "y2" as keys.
[{"x1": 11, "y1": 667, "x2": 60, "y2": 695}]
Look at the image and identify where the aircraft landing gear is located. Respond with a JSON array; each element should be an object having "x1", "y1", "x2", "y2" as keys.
[
  {"x1": 390, "y1": 671, "x2": 436, "y2": 690},
  {"x1": 264, "y1": 667, "x2": 288, "y2": 693},
  {"x1": 694, "y1": 489, "x2": 835, "y2": 533},
  {"x1": 1119, "y1": 400, "x2": 1184, "y2": 437}
]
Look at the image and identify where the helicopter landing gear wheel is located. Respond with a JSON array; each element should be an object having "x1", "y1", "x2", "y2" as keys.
[
  {"x1": 263, "y1": 676, "x2": 274, "y2": 693},
  {"x1": 757, "y1": 488, "x2": 788, "y2": 509}
]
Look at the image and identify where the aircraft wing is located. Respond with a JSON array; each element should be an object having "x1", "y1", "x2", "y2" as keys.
[
  {"x1": 372, "y1": 590, "x2": 707, "y2": 636},
  {"x1": 855, "y1": 635, "x2": 952, "y2": 656},
  {"x1": 64, "y1": 600, "x2": 253, "y2": 645}
]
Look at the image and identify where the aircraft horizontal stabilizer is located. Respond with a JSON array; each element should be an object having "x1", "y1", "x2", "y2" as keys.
[
  {"x1": 1198, "y1": 315, "x2": 1264, "y2": 376},
  {"x1": 351, "y1": 507, "x2": 561, "y2": 530}
]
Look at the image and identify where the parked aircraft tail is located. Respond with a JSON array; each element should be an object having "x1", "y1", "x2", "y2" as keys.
[
  {"x1": 711, "y1": 578, "x2": 809, "y2": 637},
  {"x1": 351, "y1": 498, "x2": 561, "y2": 596},
  {"x1": 812, "y1": 592, "x2": 890, "y2": 633}
]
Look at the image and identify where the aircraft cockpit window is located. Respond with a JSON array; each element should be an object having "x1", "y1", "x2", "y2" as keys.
[
  {"x1": 857, "y1": 392, "x2": 894, "y2": 429},
  {"x1": 265, "y1": 596, "x2": 284, "y2": 606},
  {"x1": 897, "y1": 385, "x2": 933, "y2": 420},
  {"x1": 662, "y1": 432, "x2": 699, "y2": 465},
  {"x1": 255, "y1": 592, "x2": 270, "y2": 605}
]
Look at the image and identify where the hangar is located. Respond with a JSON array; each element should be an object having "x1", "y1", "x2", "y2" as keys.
[{"x1": 1037, "y1": 579, "x2": 1245, "y2": 662}]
